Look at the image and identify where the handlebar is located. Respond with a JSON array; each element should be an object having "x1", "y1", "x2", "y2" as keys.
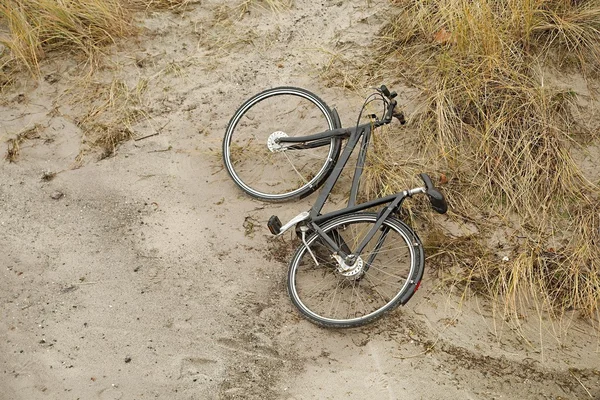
[{"x1": 377, "y1": 85, "x2": 405, "y2": 125}]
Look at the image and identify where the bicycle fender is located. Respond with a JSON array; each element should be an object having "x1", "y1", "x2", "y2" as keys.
[
  {"x1": 399, "y1": 228, "x2": 425, "y2": 305},
  {"x1": 331, "y1": 108, "x2": 342, "y2": 129}
]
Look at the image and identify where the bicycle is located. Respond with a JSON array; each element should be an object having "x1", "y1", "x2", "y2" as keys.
[{"x1": 222, "y1": 85, "x2": 448, "y2": 328}]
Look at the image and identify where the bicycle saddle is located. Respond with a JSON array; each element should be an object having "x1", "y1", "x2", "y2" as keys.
[{"x1": 420, "y1": 173, "x2": 448, "y2": 214}]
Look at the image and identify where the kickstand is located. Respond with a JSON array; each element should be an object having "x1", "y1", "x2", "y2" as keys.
[{"x1": 302, "y1": 230, "x2": 319, "y2": 266}]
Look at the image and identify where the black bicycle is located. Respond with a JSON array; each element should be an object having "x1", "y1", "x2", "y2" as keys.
[{"x1": 222, "y1": 85, "x2": 448, "y2": 328}]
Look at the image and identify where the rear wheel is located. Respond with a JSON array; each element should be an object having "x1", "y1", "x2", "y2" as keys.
[
  {"x1": 287, "y1": 213, "x2": 423, "y2": 328},
  {"x1": 222, "y1": 87, "x2": 341, "y2": 202}
]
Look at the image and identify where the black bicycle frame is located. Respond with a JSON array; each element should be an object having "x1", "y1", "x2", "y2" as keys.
[{"x1": 277, "y1": 119, "x2": 412, "y2": 261}]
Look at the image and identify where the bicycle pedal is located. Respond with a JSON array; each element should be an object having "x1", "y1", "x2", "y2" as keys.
[{"x1": 267, "y1": 215, "x2": 282, "y2": 235}]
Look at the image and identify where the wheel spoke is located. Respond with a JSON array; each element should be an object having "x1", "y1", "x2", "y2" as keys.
[
  {"x1": 283, "y1": 150, "x2": 308, "y2": 185},
  {"x1": 328, "y1": 278, "x2": 344, "y2": 319},
  {"x1": 362, "y1": 274, "x2": 393, "y2": 304}
]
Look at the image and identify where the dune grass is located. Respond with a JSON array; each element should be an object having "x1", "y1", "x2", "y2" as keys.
[
  {"x1": 358, "y1": 0, "x2": 600, "y2": 321},
  {"x1": 0, "y1": 0, "x2": 194, "y2": 77},
  {"x1": 0, "y1": 0, "x2": 135, "y2": 76}
]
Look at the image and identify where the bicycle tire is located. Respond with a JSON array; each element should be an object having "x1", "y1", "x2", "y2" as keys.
[
  {"x1": 222, "y1": 87, "x2": 342, "y2": 202},
  {"x1": 287, "y1": 212, "x2": 424, "y2": 328}
]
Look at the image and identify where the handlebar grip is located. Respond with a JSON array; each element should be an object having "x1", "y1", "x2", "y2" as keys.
[{"x1": 380, "y1": 85, "x2": 391, "y2": 97}]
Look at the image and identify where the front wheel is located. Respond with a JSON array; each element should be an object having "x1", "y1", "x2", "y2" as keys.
[
  {"x1": 287, "y1": 213, "x2": 424, "y2": 328},
  {"x1": 222, "y1": 87, "x2": 342, "y2": 202}
]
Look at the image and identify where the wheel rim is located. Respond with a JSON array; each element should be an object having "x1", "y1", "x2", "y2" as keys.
[
  {"x1": 290, "y1": 215, "x2": 416, "y2": 326},
  {"x1": 224, "y1": 89, "x2": 336, "y2": 200}
]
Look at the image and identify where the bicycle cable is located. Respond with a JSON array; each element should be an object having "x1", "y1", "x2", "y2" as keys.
[{"x1": 354, "y1": 91, "x2": 389, "y2": 129}]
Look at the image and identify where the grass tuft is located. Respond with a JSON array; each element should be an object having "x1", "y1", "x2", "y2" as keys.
[
  {"x1": 0, "y1": 0, "x2": 135, "y2": 76},
  {"x1": 74, "y1": 77, "x2": 149, "y2": 160}
]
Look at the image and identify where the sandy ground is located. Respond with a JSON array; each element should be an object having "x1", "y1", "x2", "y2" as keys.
[{"x1": 1, "y1": 1, "x2": 600, "y2": 399}]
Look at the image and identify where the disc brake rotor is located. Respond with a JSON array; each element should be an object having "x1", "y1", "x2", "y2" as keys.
[
  {"x1": 267, "y1": 131, "x2": 288, "y2": 153},
  {"x1": 336, "y1": 256, "x2": 364, "y2": 278}
]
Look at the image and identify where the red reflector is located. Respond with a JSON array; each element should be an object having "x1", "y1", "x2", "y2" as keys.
[{"x1": 414, "y1": 281, "x2": 422, "y2": 292}]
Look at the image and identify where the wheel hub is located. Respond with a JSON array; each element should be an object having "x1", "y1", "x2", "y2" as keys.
[
  {"x1": 336, "y1": 256, "x2": 365, "y2": 278},
  {"x1": 267, "y1": 131, "x2": 288, "y2": 152}
]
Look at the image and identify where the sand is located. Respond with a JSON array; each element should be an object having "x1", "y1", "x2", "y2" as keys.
[{"x1": 1, "y1": 1, "x2": 599, "y2": 399}]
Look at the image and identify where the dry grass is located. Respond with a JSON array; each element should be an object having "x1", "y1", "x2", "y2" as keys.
[
  {"x1": 0, "y1": 0, "x2": 194, "y2": 78},
  {"x1": 73, "y1": 76, "x2": 150, "y2": 161},
  {"x1": 194, "y1": 2, "x2": 288, "y2": 60},
  {"x1": 353, "y1": 0, "x2": 600, "y2": 321},
  {"x1": 129, "y1": 0, "x2": 195, "y2": 10},
  {"x1": 0, "y1": 0, "x2": 135, "y2": 76},
  {"x1": 236, "y1": 0, "x2": 292, "y2": 17},
  {"x1": 4, "y1": 124, "x2": 42, "y2": 162},
  {"x1": 195, "y1": 14, "x2": 258, "y2": 57},
  {"x1": 360, "y1": 124, "x2": 430, "y2": 208}
]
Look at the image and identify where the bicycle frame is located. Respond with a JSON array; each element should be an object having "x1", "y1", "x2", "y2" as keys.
[{"x1": 277, "y1": 118, "x2": 426, "y2": 262}]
